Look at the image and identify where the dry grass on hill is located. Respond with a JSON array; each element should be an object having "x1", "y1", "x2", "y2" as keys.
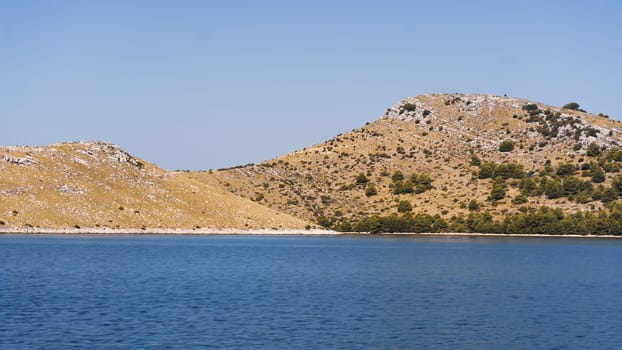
[
  {"x1": 0, "y1": 141, "x2": 310, "y2": 230},
  {"x1": 3, "y1": 93, "x2": 620, "y2": 232},
  {"x1": 188, "y1": 93, "x2": 622, "y2": 228}
]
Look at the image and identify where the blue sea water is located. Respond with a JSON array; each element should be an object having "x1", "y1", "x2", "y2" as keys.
[{"x1": 1, "y1": 235, "x2": 621, "y2": 349}]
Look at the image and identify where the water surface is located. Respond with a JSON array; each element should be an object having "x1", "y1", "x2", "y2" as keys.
[{"x1": 1, "y1": 235, "x2": 621, "y2": 349}]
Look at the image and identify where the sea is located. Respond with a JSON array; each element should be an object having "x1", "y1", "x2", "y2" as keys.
[{"x1": 1, "y1": 234, "x2": 621, "y2": 349}]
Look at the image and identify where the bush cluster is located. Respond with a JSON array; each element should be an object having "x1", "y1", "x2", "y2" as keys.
[
  {"x1": 392, "y1": 172, "x2": 434, "y2": 195},
  {"x1": 349, "y1": 213, "x2": 447, "y2": 233},
  {"x1": 478, "y1": 161, "x2": 524, "y2": 180},
  {"x1": 451, "y1": 204, "x2": 622, "y2": 235},
  {"x1": 342, "y1": 203, "x2": 622, "y2": 235},
  {"x1": 499, "y1": 140, "x2": 515, "y2": 152}
]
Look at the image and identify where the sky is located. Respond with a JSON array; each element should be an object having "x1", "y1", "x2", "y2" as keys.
[{"x1": 1, "y1": 1, "x2": 621, "y2": 170}]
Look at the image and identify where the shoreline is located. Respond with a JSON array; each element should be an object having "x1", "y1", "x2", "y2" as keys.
[
  {"x1": 0, "y1": 227, "x2": 621, "y2": 239},
  {"x1": 383, "y1": 232, "x2": 622, "y2": 239},
  {"x1": 0, "y1": 227, "x2": 340, "y2": 235}
]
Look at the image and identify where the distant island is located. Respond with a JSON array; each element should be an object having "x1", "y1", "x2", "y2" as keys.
[{"x1": 2, "y1": 93, "x2": 621, "y2": 235}]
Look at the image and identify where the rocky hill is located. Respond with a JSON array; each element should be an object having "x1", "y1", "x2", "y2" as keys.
[
  {"x1": 187, "y1": 93, "x2": 622, "y2": 234},
  {"x1": 0, "y1": 141, "x2": 310, "y2": 231}
]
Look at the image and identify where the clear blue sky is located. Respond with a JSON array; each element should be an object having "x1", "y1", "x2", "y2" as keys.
[{"x1": 2, "y1": 1, "x2": 621, "y2": 170}]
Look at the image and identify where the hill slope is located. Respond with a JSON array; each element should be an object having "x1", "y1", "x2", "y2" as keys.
[
  {"x1": 187, "y1": 93, "x2": 622, "y2": 233},
  {"x1": 0, "y1": 141, "x2": 309, "y2": 230}
]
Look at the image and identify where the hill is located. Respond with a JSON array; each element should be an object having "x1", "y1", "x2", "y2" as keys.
[
  {"x1": 0, "y1": 141, "x2": 310, "y2": 231},
  {"x1": 186, "y1": 93, "x2": 622, "y2": 234}
]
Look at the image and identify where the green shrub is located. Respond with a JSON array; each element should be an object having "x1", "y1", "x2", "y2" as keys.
[
  {"x1": 522, "y1": 104, "x2": 539, "y2": 112},
  {"x1": 402, "y1": 103, "x2": 417, "y2": 112},
  {"x1": 489, "y1": 177, "x2": 507, "y2": 201},
  {"x1": 397, "y1": 200, "x2": 413, "y2": 213},
  {"x1": 467, "y1": 199, "x2": 480, "y2": 211},
  {"x1": 601, "y1": 187, "x2": 618, "y2": 203},
  {"x1": 512, "y1": 194, "x2": 528, "y2": 205},
  {"x1": 470, "y1": 154, "x2": 481, "y2": 166},
  {"x1": 519, "y1": 177, "x2": 540, "y2": 196},
  {"x1": 350, "y1": 213, "x2": 447, "y2": 233},
  {"x1": 556, "y1": 162, "x2": 576, "y2": 176},
  {"x1": 412, "y1": 173, "x2": 433, "y2": 193},
  {"x1": 603, "y1": 162, "x2": 620, "y2": 173},
  {"x1": 584, "y1": 127, "x2": 598, "y2": 137},
  {"x1": 562, "y1": 102, "x2": 581, "y2": 110},
  {"x1": 479, "y1": 162, "x2": 497, "y2": 179},
  {"x1": 543, "y1": 179, "x2": 563, "y2": 199},
  {"x1": 612, "y1": 175, "x2": 622, "y2": 196},
  {"x1": 562, "y1": 176, "x2": 583, "y2": 195},
  {"x1": 391, "y1": 171, "x2": 405, "y2": 182},
  {"x1": 590, "y1": 165, "x2": 605, "y2": 183},
  {"x1": 365, "y1": 184, "x2": 378, "y2": 196},
  {"x1": 607, "y1": 147, "x2": 622, "y2": 162},
  {"x1": 495, "y1": 163, "x2": 525, "y2": 179},
  {"x1": 355, "y1": 173, "x2": 369, "y2": 185},
  {"x1": 316, "y1": 215, "x2": 332, "y2": 228},
  {"x1": 499, "y1": 140, "x2": 515, "y2": 152},
  {"x1": 587, "y1": 142, "x2": 601, "y2": 157},
  {"x1": 575, "y1": 191, "x2": 593, "y2": 204},
  {"x1": 393, "y1": 180, "x2": 414, "y2": 195},
  {"x1": 479, "y1": 161, "x2": 524, "y2": 180},
  {"x1": 351, "y1": 205, "x2": 622, "y2": 235}
]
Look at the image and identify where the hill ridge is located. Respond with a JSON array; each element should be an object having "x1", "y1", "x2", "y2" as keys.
[
  {"x1": 188, "y1": 93, "x2": 622, "y2": 234},
  {"x1": 3, "y1": 93, "x2": 621, "y2": 234},
  {"x1": 0, "y1": 141, "x2": 310, "y2": 230}
]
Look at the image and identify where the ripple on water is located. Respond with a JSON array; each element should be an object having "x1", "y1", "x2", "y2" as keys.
[{"x1": 1, "y1": 235, "x2": 621, "y2": 349}]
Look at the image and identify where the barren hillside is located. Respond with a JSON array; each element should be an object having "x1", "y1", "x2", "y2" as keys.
[
  {"x1": 0, "y1": 141, "x2": 309, "y2": 230},
  {"x1": 188, "y1": 93, "x2": 622, "y2": 232}
]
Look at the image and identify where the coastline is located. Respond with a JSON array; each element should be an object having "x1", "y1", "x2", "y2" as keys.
[
  {"x1": 381, "y1": 232, "x2": 622, "y2": 239},
  {"x1": 0, "y1": 227, "x2": 621, "y2": 238},
  {"x1": 0, "y1": 227, "x2": 340, "y2": 235}
]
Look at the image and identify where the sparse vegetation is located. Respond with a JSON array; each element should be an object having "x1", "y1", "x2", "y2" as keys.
[
  {"x1": 562, "y1": 102, "x2": 586, "y2": 112},
  {"x1": 402, "y1": 103, "x2": 417, "y2": 112},
  {"x1": 556, "y1": 162, "x2": 576, "y2": 176},
  {"x1": 397, "y1": 200, "x2": 413, "y2": 213},
  {"x1": 470, "y1": 154, "x2": 481, "y2": 166},
  {"x1": 467, "y1": 199, "x2": 480, "y2": 211},
  {"x1": 498, "y1": 140, "x2": 515, "y2": 152},
  {"x1": 7, "y1": 94, "x2": 620, "y2": 234},
  {"x1": 391, "y1": 171, "x2": 405, "y2": 182},
  {"x1": 355, "y1": 173, "x2": 369, "y2": 185},
  {"x1": 204, "y1": 91, "x2": 622, "y2": 233},
  {"x1": 365, "y1": 184, "x2": 378, "y2": 196},
  {"x1": 489, "y1": 177, "x2": 507, "y2": 201},
  {"x1": 587, "y1": 142, "x2": 601, "y2": 157},
  {"x1": 350, "y1": 213, "x2": 447, "y2": 233},
  {"x1": 522, "y1": 103, "x2": 539, "y2": 112}
]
